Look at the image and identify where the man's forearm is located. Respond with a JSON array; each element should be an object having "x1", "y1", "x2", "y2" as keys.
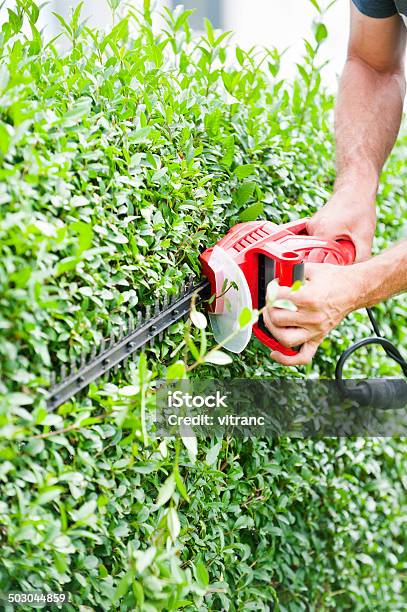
[
  {"x1": 334, "y1": 56, "x2": 405, "y2": 203},
  {"x1": 353, "y1": 240, "x2": 407, "y2": 308}
]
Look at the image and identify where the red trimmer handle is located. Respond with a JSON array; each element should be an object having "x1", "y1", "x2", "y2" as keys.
[
  {"x1": 284, "y1": 217, "x2": 357, "y2": 265},
  {"x1": 337, "y1": 239, "x2": 356, "y2": 264}
]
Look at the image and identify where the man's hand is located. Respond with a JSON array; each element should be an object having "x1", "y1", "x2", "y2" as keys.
[
  {"x1": 306, "y1": 187, "x2": 376, "y2": 262},
  {"x1": 264, "y1": 263, "x2": 359, "y2": 366}
]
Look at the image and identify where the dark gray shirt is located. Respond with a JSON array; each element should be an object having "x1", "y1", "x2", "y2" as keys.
[{"x1": 352, "y1": 0, "x2": 407, "y2": 20}]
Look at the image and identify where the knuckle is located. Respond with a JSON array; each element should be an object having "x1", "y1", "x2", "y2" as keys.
[
  {"x1": 295, "y1": 291, "x2": 314, "y2": 308},
  {"x1": 267, "y1": 309, "x2": 277, "y2": 323},
  {"x1": 270, "y1": 311, "x2": 285, "y2": 326},
  {"x1": 277, "y1": 334, "x2": 290, "y2": 347},
  {"x1": 310, "y1": 298, "x2": 323, "y2": 311},
  {"x1": 313, "y1": 312, "x2": 326, "y2": 325}
]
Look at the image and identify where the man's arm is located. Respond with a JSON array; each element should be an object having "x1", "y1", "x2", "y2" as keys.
[
  {"x1": 266, "y1": 2, "x2": 407, "y2": 366},
  {"x1": 307, "y1": 2, "x2": 406, "y2": 261},
  {"x1": 353, "y1": 240, "x2": 407, "y2": 307},
  {"x1": 264, "y1": 241, "x2": 407, "y2": 366}
]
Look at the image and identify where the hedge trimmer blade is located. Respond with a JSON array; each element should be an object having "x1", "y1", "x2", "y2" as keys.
[
  {"x1": 47, "y1": 278, "x2": 210, "y2": 410},
  {"x1": 207, "y1": 246, "x2": 253, "y2": 354}
]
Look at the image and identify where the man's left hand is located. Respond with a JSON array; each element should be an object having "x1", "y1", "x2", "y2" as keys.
[{"x1": 264, "y1": 263, "x2": 360, "y2": 366}]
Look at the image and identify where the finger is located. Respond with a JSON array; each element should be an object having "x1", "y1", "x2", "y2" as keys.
[
  {"x1": 305, "y1": 218, "x2": 337, "y2": 239},
  {"x1": 304, "y1": 261, "x2": 325, "y2": 279},
  {"x1": 265, "y1": 306, "x2": 301, "y2": 327},
  {"x1": 270, "y1": 341, "x2": 319, "y2": 366},
  {"x1": 306, "y1": 217, "x2": 348, "y2": 242},
  {"x1": 274, "y1": 285, "x2": 309, "y2": 305},
  {"x1": 265, "y1": 306, "x2": 317, "y2": 328},
  {"x1": 323, "y1": 251, "x2": 339, "y2": 264},
  {"x1": 306, "y1": 248, "x2": 327, "y2": 263},
  {"x1": 263, "y1": 316, "x2": 312, "y2": 348},
  {"x1": 271, "y1": 285, "x2": 294, "y2": 301}
]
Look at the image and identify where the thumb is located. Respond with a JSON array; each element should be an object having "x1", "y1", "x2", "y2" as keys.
[{"x1": 306, "y1": 215, "x2": 339, "y2": 239}]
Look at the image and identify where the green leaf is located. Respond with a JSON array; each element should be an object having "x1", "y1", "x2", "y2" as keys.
[
  {"x1": 113, "y1": 570, "x2": 133, "y2": 602},
  {"x1": 190, "y1": 310, "x2": 207, "y2": 330},
  {"x1": 166, "y1": 361, "x2": 186, "y2": 380},
  {"x1": 315, "y1": 22, "x2": 328, "y2": 44},
  {"x1": 214, "y1": 30, "x2": 232, "y2": 48},
  {"x1": 174, "y1": 9, "x2": 195, "y2": 32},
  {"x1": 308, "y1": 0, "x2": 321, "y2": 11},
  {"x1": 156, "y1": 474, "x2": 176, "y2": 508},
  {"x1": 118, "y1": 385, "x2": 139, "y2": 396},
  {"x1": 174, "y1": 468, "x2": 190, "y2": 502},
  {"x1": 71, "y1": 221, "x2": 94, "y2": 255},
  {"x1": 238, "y1": 307, "x2": 253, "y2": 329},
  {"x1": 195, "y1": 560, "x2": 209, "y2": 587},
  {"x1": 273, "y1": 299, "x2": 298, "y2": 312},
  {"x1": 357, "y1": 553, "x2": 375, "y2": 566},
  {"x1": 167, "y1": 507, "x2": 181, "y2": 541},
  {"x1": 204, "y1": 350, "x2": 233, "y2": 366},
  {"x1": 291, "y1": 280, "x2": 303, "y2": 292},
  {"x1": 0, "y1": 123, "x2": 11, "y2": 155},
  {"x1": 266, "y1": 279, "x2": 280, "y2": 304},
  {"x1": 187, "y1": 337, "x2": 201, "y2": 361},
  {"x1": 135, "y1": 546, "x2": 156, "y2": 573},
  {"x1": 181, "y1": 433, "x2": 197, "y2": 464},
  {"x1": 56, "y1": 256, "x2": 79, "y2": 276},
  {"x1": 221, "y1": 134, "x2": 235, "y2": 167},
  {"x1": 0, "y1": 65, "x2": 9, "y2": 92},
  {"x1": 234, "y1": 164, "x2": 256, "y2": 179},
  {"x1": 204, "y1": 18, "x2": 215, "y2": 45},
  {"x1": 234, "y1": 515, "x2": 255, "y2": 530},
  {"x1": 7, "y1": 392, "x2": 34, "y2": 406},
  {"x1": 130, "y1": 127, "x2": 153, "y2": 143},
  {"x1": 205, "y1": 442, "x2": 221, "y2": 466},
  {"x1": 239, "y1": 202, "x2": 264, "y2": 222},
  {"x1": 236, "y1": 46, "x2": 245, "y2": 66},
  {"x1": 236, "y1": 182, "x2": 256, "y2": 206},
  {"x1": 70, "y1": 499, "x2": 97, "y2": 524},
  {"x1": 61, "y1": 97, "x2": 92, "y2": 126},
  {"x1": 143, "y1": 0, "x2": 152, "y2": 24}
]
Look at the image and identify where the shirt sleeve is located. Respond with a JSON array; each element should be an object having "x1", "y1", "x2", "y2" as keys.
[{"x1": 352, "y1": 0, "x2": 398, "y2": 18}]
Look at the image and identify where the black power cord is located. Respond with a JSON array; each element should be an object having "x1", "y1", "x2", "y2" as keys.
[{"x1": 335, "y1": 308, "x2": 407, "y2": 410}]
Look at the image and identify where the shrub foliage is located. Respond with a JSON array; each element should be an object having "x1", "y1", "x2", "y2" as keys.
[{"x1": 0, "y1": 1, "x2": 406, "y2": 610}]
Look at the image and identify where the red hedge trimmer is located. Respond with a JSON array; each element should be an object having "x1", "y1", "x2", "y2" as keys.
[
  {"x1": 200, "y1": 218, "x2": 355, "y2": 355},
  {"x1": 47, "y1": 218, "x2": 407, "y2": 410}
]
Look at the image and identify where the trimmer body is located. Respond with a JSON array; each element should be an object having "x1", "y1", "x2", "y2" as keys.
[{"x1": 200, "y1": 218, "x2": 355, "y2": 355}]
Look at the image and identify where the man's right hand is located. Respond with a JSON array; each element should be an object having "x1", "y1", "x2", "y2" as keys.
[{"x1": 306, "y1": 188, "x2": 377, "y2": 262}]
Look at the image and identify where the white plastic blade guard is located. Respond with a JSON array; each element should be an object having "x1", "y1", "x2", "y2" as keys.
[{"x1": 207, "y1": 245, "x2": 253, "y2": 354}]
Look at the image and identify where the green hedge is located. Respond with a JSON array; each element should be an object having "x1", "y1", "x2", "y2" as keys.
[{"x1": 1, "y1": 2, "x2": 407, "y2": 610}]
